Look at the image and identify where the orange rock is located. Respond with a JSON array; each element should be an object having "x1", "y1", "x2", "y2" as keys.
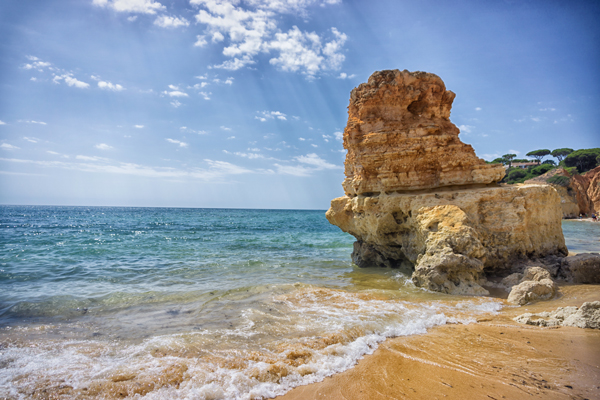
[{"x1": 341, "y1": 70, "x2": 505, "y2": 196}]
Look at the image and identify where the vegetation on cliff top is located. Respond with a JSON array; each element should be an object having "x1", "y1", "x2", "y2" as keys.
[{"x1": 487, "y1": 147, "x2": 600, "y2": 184}]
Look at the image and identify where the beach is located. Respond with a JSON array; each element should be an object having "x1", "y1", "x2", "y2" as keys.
[{"x1": 279, "y1": 284, "x2": 600, "y2": 400}]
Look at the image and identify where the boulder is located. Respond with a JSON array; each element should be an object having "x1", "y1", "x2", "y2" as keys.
[
  {"x1": 506, "y1": 267, "x2": 558, "y2": 305},
  {"x1": 560, "y1": 253, "x2": 600, "y2": 283}
]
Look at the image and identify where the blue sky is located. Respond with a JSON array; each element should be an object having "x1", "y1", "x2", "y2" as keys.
[{"x1": 0, "y1": 0, "x2": 598, "y2": 209}]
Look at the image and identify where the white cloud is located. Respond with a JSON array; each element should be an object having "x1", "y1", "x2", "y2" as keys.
[
  {"x1": 531, "y1": 117, "x2": 541, "y2": 122},
  {"x1": 163, "y1": 86, "x2": 189, "y2": 97},
  {"x1": 30, "y1": 77, "x2": 37, "y2": 81},
  {"x1": 475, "y1": 107, "x2": 482, "y2": 111},
  {"x1": 273, "y1": 163, "x2": 313, "y2": 176},
  {"x1": 299, "y1": 137, "x2": 305, "y2": 141},
  {"x1": 311, "y1": 144, "x2": 318, "y2": 147},
  {"x1": 47, "y1": 151, "x2": 60, "y2": 155},
  {"x1": 194, "y1": 35, "x2": 208, "y2": 47},
  {"x1": 333, "y1": 131, "x2": 343, "y2": 141},
  {"x1": 227, "y1": 136, "x2": 235, "y2": 140},
  {"x1": 295, "y1": 153, "x2": 340, "y2": 169},
  {"x1": 20, "y1": 120, "x2": 47, "y2": 125},
  {"x1": 166, "y1": 138, "x2": 188, "y2": 147},
  {"x1": 92, "y1": 0, "x2": 166, "y2": 14},
  {"x1": 23, "y1": 60, "x2": 52, "y2": 71},
  {"x1": 154, "y1": 15, "x2": 190, "y2": 28},
  {"x1": 1, "y1": 156, "x2": 252, "y2": 181},
  {"x1": 192, "y1": 0, "x2": 346, "y2": 76},
  {"x1": 95, "y1": 143, "x2": 113, "y2": 150},
  {"x1": 221, "y1": 126, "x2": 232, "y2": 131},
  {"x1": 1, "y1": 143, "x2": 19, "y2": 150},
  {"x1": 195, "y1": 75, "x2": 208, "y2": 80},
  {"x1": 171, "y1": 100, "x2": 182, "y2": 108},
  {"x1": 53, "y1": 74, "x2": 90, "y2": 89},
  {"x1": 180, "y1": 127, "x2": 208, "y2": 134},
  {"x1": 0, "y1": 120, "x2": 6, "y2": 125},
  {"x1": 134, "y1": 124, "x2": 144, "y2": 128},
  {"x1": 256, "y1": 110, "x2": 287, "y2": 121},
  {"x1": 337, "y1": 72, "x2": 355, "y2": 79},
  {"x1": 539, "y1": 108, "x2": 556, "y2": 112},
  {"x1": 128, "y1": 15, "x2": 138, "y2": 21},
  {"x1": 458, "y1": 124, "x2": 473, "y2": 134},
  {"x1": 199, "y1": 91, "x2": 211, "y2": 100},
  {"x1": 480, "y1": 153, "x2": 500, "y2": 161},
  {"x1": 98, "y1": 81, "x2": 125, "y2": 91},
  {"x1": 509, "y1": 149, "x2": 521, "y2": 155},
  {"x1": 23, "y1": 137, "x2": 39, "y2": 143},
  {"x1": 223, "y1": 150, "x2": 264, "y2": 159}
]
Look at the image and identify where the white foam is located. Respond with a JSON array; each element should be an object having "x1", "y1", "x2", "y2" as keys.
[{"x1": 0, "y1": 290, "x2": 505, "y2": 400}]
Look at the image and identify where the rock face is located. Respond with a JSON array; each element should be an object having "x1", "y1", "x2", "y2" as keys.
[
  {"x1": 327, "y1": 70, "x2": 568, "y2": 295},
  {"x1": 514, "y1": 301, "x2": 600, "y2": 329},
  {"x1": 342, "y1": 70, "x2": 505, "y2": 196},
  {"x1": 526, "y1": 166, "x2": 600, "y2": 218}
]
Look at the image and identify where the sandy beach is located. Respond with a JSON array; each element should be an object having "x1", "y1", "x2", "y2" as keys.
[{"x1": 278, "y1": 284, "x2": 600, "y2": 400}]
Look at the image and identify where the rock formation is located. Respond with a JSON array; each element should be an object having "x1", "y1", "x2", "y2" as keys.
[
  {"x1": 327, "y1": 70, "x2": 568, "y2": 295},
  {"x1": 504, "y1": 267, "x2": 558, "y2": 305},
  {"x1": 514, "y1": 301, "x2": 600, "y2": 329}
]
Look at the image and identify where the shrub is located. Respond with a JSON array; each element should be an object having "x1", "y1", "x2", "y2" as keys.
[
  {"x1": 547, "y1": 175, "x2": 570, "y2": 187},
  {"x1": 508, "y1": 169, "x2": 527, "y2": 180}
]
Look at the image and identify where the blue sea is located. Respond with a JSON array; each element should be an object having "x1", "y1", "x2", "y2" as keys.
[{"x1": 1, "y1": 206, "x2": 598, "y2": 399}]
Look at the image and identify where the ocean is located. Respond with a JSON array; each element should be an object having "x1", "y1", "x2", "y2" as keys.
[{"x1": 1, "y1": 205, "x2": 598, "y2": 399}]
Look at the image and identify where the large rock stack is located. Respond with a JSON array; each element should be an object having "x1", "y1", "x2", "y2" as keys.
[{"x1": 327, "y1": 70, "x2": 569, "y2": 296}]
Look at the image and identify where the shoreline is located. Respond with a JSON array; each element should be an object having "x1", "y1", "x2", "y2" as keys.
[{"x1": 277, "y1": 284, "x2": 600, "y2": 400}]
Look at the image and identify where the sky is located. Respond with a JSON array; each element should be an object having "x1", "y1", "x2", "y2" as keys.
[{"x1": 0, "y1": 0, "x2": 598, "y2": 209}]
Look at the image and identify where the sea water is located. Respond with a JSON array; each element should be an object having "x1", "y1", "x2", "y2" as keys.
[{"x1": 0, "y1": 206, "x2": 597, "y2": 399}]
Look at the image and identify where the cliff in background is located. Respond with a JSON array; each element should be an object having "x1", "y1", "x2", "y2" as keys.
[{"x1": 525, "y1": 166, "x2": 600, "y2": 218}]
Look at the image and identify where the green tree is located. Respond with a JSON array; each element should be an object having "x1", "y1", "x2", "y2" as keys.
[
  {"x1": 526, "y1": 149, "x2": 551, "y2": 164},
  {"x1": 564, "y1": 148, "x2": 600, "y2": 173},
  {"x1": 502, "y1": 153, "x2": 517, "y2": 168},
  {"x1": 507, "y1": 168, "x2": 527, "y2": 181},
  {"x1": 551, "y1": 148, "x2": 573, "y2": 163},
  {"x1": 491, "y1": 157, "x2": 504, "y2": 164},
  {"x1": 531, "y1": 164, "x2": 554, "y2": 176},
  {"x1": 542, "y1": 159, "x2": 556, "y2": 166}
]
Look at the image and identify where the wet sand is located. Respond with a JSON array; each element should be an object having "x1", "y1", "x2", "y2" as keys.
[{"x1": 278, "y1": 284, "x2": 600, "y2": 400}]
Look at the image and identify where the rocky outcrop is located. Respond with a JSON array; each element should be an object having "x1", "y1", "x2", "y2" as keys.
[
  {"x1": 327, "y1": 70, "x2": 568, "y2": 295},
  {"x1": 526, "y1": 166, "x2": 600, "y2": 217},
  {"x1": 514, "y1": 301, "x2": 600, "y2": 329},
  {"x1": 560, "y1": 253, "x2": 600, "y2": 283},
  {"x1": 341, "y1": 70, "x2": 505, "y2": 196}
]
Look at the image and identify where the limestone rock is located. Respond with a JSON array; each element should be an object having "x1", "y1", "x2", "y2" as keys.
[
  {"x1": 327, "y1": 184, "x2": 567, "y2": 295},
  {"x1": 506, "y1": 267, "x2": 558, "y2": 305},
  {"x1": 514, "y1": 301, "x2": 600, "y2": 329},
  {"x1": 341, "y1": 70, "x2": 505, "y2": 196},
  {"x1": 327, "y1": 70, "x2": 567, "y2": 295}
]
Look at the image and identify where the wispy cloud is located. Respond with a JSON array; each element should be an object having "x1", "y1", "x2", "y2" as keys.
[
  {"x1": 171, "y1": 100, "x2": 182, "y2": 108},
  {"x1": 0, "y1": 120, "x2": 6, "y2": 125},
  {"x1": 0, "y1": 156, "x2": 252, "y2": 181},
  {"x1": 53, "y1": 74, "x2": 90, "y2": 89},
  {"x1": 163, "y1": 85, "x2": 189, "y2": 97},
  {"x1": 92, "y1": 0, "x2": 165, "y2": 14},
  {"x1": 333, "y1": 131, "x2": 343, "y2": 141},
  {"x1": 134, "y1": 124, "x2": 144, "y2": 128},
  {"x1": 337, "y1": 72, "x2": 355, "y2": 79},
  {"x1": 1, "y1": 143, "x2": 20, "y2": 150},
  {"x1": 458, "y1": 124, "x2": 473, "y2": 134},
  {"x1": 166, "y1": 138, "x2": 188, "y2": 147},
  {"x1": 98, "y1": 81, "x2": 125, "y2": 91},
  {"x1": 95, "y1": 143, "x2": 113, "y2": 150},
  {"x1": 255, "y1": 110, "x2": 287, "y2": 122},
  {"x1": 154, "y1": 15, "x2": 190, "y2": 28},
  {"x1": 23, "y1": 137, "x2": 40, "y2": 143},
  {"x1": 19, "y1": 120, "x2": 47, "y2": 125}
]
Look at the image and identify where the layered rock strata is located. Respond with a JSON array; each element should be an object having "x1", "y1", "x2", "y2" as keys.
[{"x1": 327, "y1": 70, "x2": 568, "y2": 295}]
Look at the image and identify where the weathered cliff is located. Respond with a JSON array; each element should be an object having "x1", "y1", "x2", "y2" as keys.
[
  {"x1": 327, "y1": 70, "x2": 568, "y2": 296},
  {"x1": 526, "y1": 166, "x2": 600, "y2": 217}
]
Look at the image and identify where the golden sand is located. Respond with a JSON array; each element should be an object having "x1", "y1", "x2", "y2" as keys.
[{"x1": 278, "y1": 284, "x2": 600, "y2": 400}]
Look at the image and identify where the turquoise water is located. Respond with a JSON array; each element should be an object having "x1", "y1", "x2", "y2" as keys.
[{"x1": 0, "y1": 206, "x2": 597, "y2": 399}]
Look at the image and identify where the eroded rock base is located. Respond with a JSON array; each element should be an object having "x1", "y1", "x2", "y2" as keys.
[{"x1": 327, "y1": 184, "x2": 568, "y2": 296}]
